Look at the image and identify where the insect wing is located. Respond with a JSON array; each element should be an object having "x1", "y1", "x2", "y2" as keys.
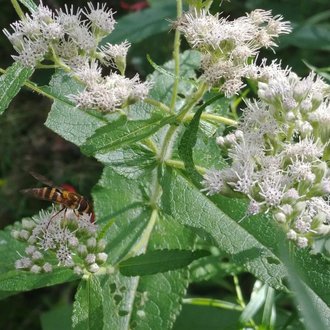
[{"x1": 29, "y1": 171, "x2": 62, "y2": 191}]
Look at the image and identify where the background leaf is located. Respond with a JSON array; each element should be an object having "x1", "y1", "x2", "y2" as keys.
[{"x1": 104, "y1": 2, "x2": 178, "y2": 45}]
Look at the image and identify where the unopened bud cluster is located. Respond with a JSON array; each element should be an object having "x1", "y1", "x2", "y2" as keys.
[
  {"x1": 3, "y1": 2, "x2": 150, "y2": 112},
  {"x1": 11, "y1": 206, "x2": 108, "y2": 275},
  {"x1": 202, "y1": 62, "x2": 330, "y2": 248},
  {"x1": 176, "y1": 9, "x2": 291, "y2": 97}
]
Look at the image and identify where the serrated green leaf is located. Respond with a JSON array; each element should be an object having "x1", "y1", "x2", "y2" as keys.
[
  {"x1": 161, "y1": 169, "x2": 330, "y2": 308},
  {"x1": 18, "y1": 0, "x2": 38, "y2": 12},
  {"x1": 119, "y1": 249, "x2": 209, "y2": 276},
  {"x1": 104, "y1": 2, "x2": 177, "y2": 44},
  {"x1": 72, "y1": 276, "x2": 104, "y2": 330},
  {"x1": 0, "y1": 269, "x2": 77, "y2": 294},
  {"x1": 95, "y1": 145, "x2": 157, "y2": 179},
  {"x1": 101, "y1": 215, "x2": 193, "y2": 329},
  {"x1": 44, "y1": 71, "x2": 107, "y2": 146},
  {"x1": 0, "y1": 62, "x2": 34, "y2": 115},
  {"x1": 82, "y1": 114, "x2": 176, "y2": 156},
  {"x1": 178, "y1": 94, "x2": 225, "y2": 179},
  {"x1": 93, "y1": 166, "x2": 196, "y2": 329}
]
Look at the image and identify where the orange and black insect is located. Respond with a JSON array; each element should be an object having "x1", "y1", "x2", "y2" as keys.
[{"x1": 21, "y1": 172, "x2": 93, "y2": 219}]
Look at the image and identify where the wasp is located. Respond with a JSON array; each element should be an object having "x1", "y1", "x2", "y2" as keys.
[{"x1": 21, "y1": 172, "x2": 93, "y2": 220}]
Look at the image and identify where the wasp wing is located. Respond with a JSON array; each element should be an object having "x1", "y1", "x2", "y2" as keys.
[{"x1": 29, "y1": 171, "x2": 62, "y2": 190}]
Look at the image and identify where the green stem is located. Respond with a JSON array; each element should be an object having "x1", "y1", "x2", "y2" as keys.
[
  {"x1": 165, "y1": 159, "x2": 206, "y2": 174},
  {"x1": 144, "y1": 98, "x2": 171, "y2": 114},
  {"x1": 176, "y1": 82, "x2": 208, "y2": 122},
  {"x1": 11, "y1": 0, "x2": 25, "y2": 20},
  {"x1": 184, "y1": 112, "x2": 237, "y2": 126},
  {"x1": 183, "y1": 297, "x2": 243, "y2": 311},
  {"x1": 233, "y1": 274, "x2": 245, "y2": 308},
  {"x1": 156, "y1": 82, "x2": 208, "y2": 178},
  {"x1": 169, "y1": 0, "x2": 183, "y2": 112},
  {"x1": 126, "y1": 208, "x2": 159, "y2": 257}
]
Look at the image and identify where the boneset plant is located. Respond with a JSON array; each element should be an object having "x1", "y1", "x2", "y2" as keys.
[{"x1": 0, "y1": 0, "x2": 329, "y2": 329}]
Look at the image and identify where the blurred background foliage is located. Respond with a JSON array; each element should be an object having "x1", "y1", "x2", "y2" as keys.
[{"x1": 0, "y1": 0, "x2": 329, "y2": 329}]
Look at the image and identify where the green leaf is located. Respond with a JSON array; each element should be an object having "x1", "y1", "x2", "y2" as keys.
[
  {"x1": 0, "y1": 62, "x2": 34, "y2": 115},
  {"x1": 178, "y1": 94, "x2": 223, "y2": 180},
  {"x1": 82, "y1": 114, "x2": 176, "y2": 156},
  {"x1": 104, "y1": 2, "x2": 177, "y2": 44},
  {"x1": 119, "y1": 249, "x2": 209, "y2": 276},
  {"x1": 18, "y1": 0, "x2": 38, "y2": 12},
  {"x1": 72, "y1": 276, "x2": 104, "y2": 330},
  {"x1": 148, "y1": 50, "x2": 201, "y2": 107},
  {"x1": 93, "y1": 166, "x2": 196, "y2": 329},
  {"x1": 240, "y1": 283, "x2": 267, "y2": 323},
  {"x1": 161, "y1": 169, "x2": 330, "y2": 308},
  {"x1": 95, "y1": 145, "x2": 157, "y2": 179},
  {"x1": 283, "y1": 23, "x2": 330, "y2": 51},
  {"x1": 0, "y1": 269, "x2": 77, "y2": 296},
  {"x1": 44, "y1": 71, "x2": 107, "y2": 146}
]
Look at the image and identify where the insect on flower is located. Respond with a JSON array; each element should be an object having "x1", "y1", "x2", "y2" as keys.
[{"x1": 21, "y1": 172, "x2": 94, "y2": 224}]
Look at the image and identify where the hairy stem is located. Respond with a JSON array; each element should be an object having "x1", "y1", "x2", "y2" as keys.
[
  {"x1": 183, "y1": 297, "x2": 243, "y2": 311},
  {"x1": 169, "y1": 0, "x2": 183, "y2": 112}
]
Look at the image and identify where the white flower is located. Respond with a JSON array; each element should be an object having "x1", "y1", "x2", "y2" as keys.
[
  {"x1": 282, "y1": 138, "x2": 324, "y2": 160},
  {"x1": 99, "y1": 41, "x2": 130, "y2": 69},
  {"x1": 84, "y1": 2, "x2": 116, "y2": 35},
  {"x1": 12, "y1": 206, "x2": 108, "y2": 274},
  {"x1": 201, "y1": 169, "x2": 225, "y2": 195}
]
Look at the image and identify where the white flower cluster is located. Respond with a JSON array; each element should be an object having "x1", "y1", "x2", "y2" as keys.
[
  {"x1": 4, "y1": 2, "x2": 150, "y2": 112},
  {"x1": 202, "y1": 63, "x2": 330, "y2": 248},
  {"x1": 176, "y1": 9, "x2": 291, "y2": 97},
  {"x1": 11, "y1": 207, "x2": 107, "y2": 274}
]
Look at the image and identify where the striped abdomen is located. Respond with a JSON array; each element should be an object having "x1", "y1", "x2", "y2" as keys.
[{"x1": 21, "y1": 187, "x2": 92, "y2": 214}]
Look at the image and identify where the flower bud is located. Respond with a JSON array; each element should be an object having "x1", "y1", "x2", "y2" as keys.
[
  {"x1": 287, "y1": 229, "x2": 297, "y2": 241},
  {"x1": 89, "y1": 263, "x2": 100, "y2": 273},
  {"x1": 43, "y1": 263, "x2": 53, "y2": 273},
  {"x1": 274, "y1": 212, "x2": 286, "y2": 223},
  {"x1": 77, "y1": 244, "x2": 88, "y2": 257},
  {"x1": 22, "y1": 219, "x2": 35, "y2": 230},
  {"x1": 19, "y1": 230, "x2": 30, "y2": 240},
  {"x1": 87, "y1": 237, "x2": 97, "y2": 249},
  {"x1": 85, "y1": 253, "x2": 96, "y2": 264},
  {"x1": 96, "y1": 252, "x2": 108, "y2": 264},
  {"x1": 97, "y1": 239, "x2": 107, "y2": 252},
  {"x1": 296, "y1": 236, "x2": 308, "y2": 248},
  {"x1": 30, "y1": 265, "x2": 42, "y2": 273}
]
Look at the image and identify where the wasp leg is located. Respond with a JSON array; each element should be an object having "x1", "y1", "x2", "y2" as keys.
[{"x1": 46, "y1": 207, "x2": 66, "y2": 229}]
